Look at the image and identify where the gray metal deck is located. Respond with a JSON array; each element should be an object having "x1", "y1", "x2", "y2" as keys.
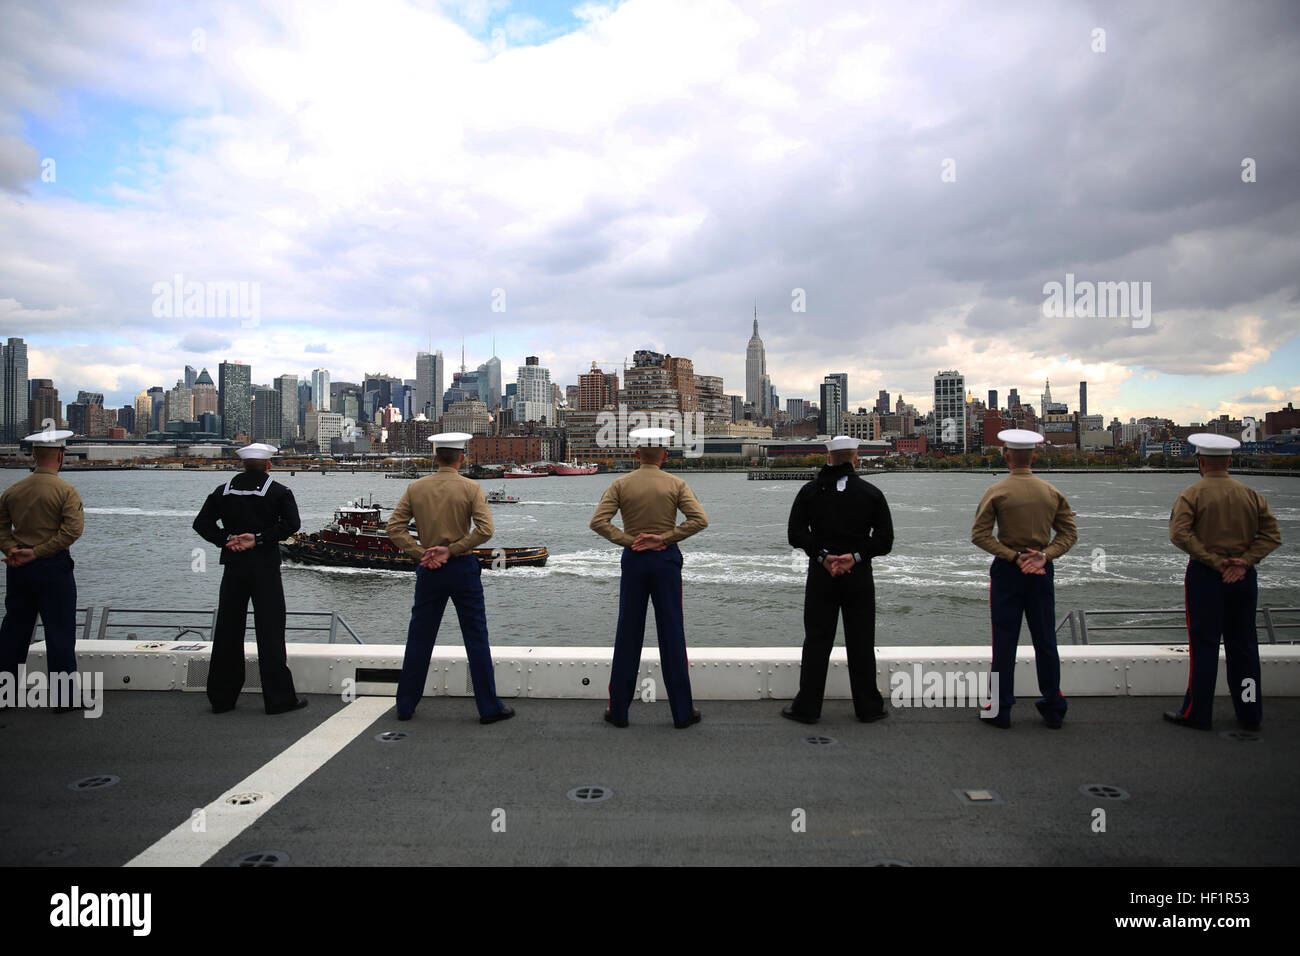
[{"x1": 2, "y1": 694, "x2": 1296, "y2": 867}]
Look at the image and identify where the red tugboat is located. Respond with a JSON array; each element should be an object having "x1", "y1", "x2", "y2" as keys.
[{"x1": 280, "y1": 497, "x2": 547, "y2": 570}]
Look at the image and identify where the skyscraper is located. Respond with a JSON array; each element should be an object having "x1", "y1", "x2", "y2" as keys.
[
  {"x1": 516, "y1": 356, "x2": 553, "y2": 425},
  {"x1": 1079, "y1": 381, "x2": 1088, "y2": 417},
  {"x1": 578, "y1": 365, "x2": 620, "y2": 410},
  {"x1": 933, "y1": 369, "x2": 966, "y2": 453},
  {"x1": 133, "y1": 391, "x2": 152, "y2": 438},
  {"x1": 193, "y1": 368, "x2": 218, "y2": 417},
  {"x1": 874, "y1": 390, "x2": 890, "y2": 415},
  {"x1": 827, "y1": 373, "x2": 848, "y2": 413},
  {"x1": 0, "y1": 337, "x2": 29, "y2": 442},
  {"x1": 311, "y1": 368, "x2": 331, "y2": 412},
  {"x1": 27, "y1": 379, "x2": 60, "y2": 433},
  {"x1": 746, "y1": 312, "x2": 766, "y2": 410},
  {"x1": 218, "y1": 361, "x2": 252, "y2": 439},
  {"x1": 819, "y1": 377, "x2": 843, "y2": 435},
  {"x1": 251, "y1": 386, "x2": 282, "y2": 443},
  {"x1": 184, "y1": 365, "x2": 198, "y2": 389},
  {"x1": 478, "y1": 353, "x2": 502, "y2": 410},
  {"x1": 416, "y1": 351, "x2": 443, "y2": 420},
  {"x1": 988, "y1": 389, "x2": 999, "y2": 412},
  {"x1": 165, "y1": 380, "x2": 194, "y2": 424},
  {"x1": 276, "y1": 374, "x2": 299, "y2": 442}
]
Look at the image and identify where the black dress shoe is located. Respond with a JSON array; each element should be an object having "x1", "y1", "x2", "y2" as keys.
[
  {"x1": 1238, "y1": 720, "x2": 1261, "y2": 732},
  {"x1": 1162, "y1": 710, "x2": 1211, "y2": 731},
  {"x1": 674, "y1": 709, "x2": 702, "y2": 729},
  {"x1": 480, "y1": 706, "x2": 515, "y2": 725},
  {"x1": 780, "y1": 705, "x2": 818, "y2": 725},
  {"x1": 979, "y1": 712, "x2": 1011, "y2": 729},
  {"x1": 603, "y1": 712, "x2": 628, "y2": 728},
  {"x1": 1044, "y1": 718, "x2": 1063, "y2": 729},
  {"x1": 397, "y1": 711, "x2": 413, "y2": 722},
  {"x1": 266, "y1": 696, "x2": 309, "y2": 715},
  {"x1": 857, "y1": 709, "x2": 889, "y2": 723},
  {"x1": 211, "y1": 702, "x2": 236, "y2": 714}
]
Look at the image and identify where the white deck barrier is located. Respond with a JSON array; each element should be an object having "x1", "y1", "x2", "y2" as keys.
[{"x1": 23, "y1": 641, "x2": 1300, "y2": 699}]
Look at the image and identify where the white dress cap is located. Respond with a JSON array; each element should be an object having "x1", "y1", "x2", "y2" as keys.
[
  {"x1": 825, "y1": 435, "x2": 859, "y2": 451},
  {"x1": 1187, "y1": 433, "x2": 1240, "y2": 456},
  {"x1": 998, "y1": 429, "x2": 1045, "y2": 450},
  {"x1": 427, "y1": 431, "x2": 474, "y2": 450},
  {"x1": 22, "y1": 428, "x2": 74, "y2": 448},
  {"x1": 629, "y1": 426, "x2": 675, "y2": 446},
  {"x1": 235, "y1": 442, "x2": 277, "y2": 459}
]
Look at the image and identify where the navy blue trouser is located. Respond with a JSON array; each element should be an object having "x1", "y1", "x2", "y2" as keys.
[
  {"x1": 397, "y1": 554, "x2": 504, "y2": 718},
  {"x1": 0, "y1": 552, "x2": 77, "y2": 705},
  {"x1": 989, "y1": 558, "x2": 1067, "y2": 723},
  {"x1": 607, "y1": 544, "x2": 694, "y2": 726},
  {"x1": 1179, "y1": 560, "x2": 1262, "y2": 727}
]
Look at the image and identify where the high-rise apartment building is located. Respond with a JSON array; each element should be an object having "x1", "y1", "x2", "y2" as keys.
[
  {"x1": 933, "y1": 369, "x2": 967, "y2": 453},
  {"x1": 516, "y1": 356, "x2": 554, "y2": 425},
  {"x1": 219, "y1": 361, "x2": 252, "y2": 440}
]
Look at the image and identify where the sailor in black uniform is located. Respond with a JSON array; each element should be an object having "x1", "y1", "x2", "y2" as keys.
[
  {"x1": 193, "y1": 442, "x2": 306, "y2": 714},
  {"x1": 784, "y1": 435, "x2": 894, "y2": 723}
]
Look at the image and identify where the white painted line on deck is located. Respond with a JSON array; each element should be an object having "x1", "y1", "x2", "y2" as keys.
[{"x1": 125, "y1": 696, "x2": 392, "y2": 867}]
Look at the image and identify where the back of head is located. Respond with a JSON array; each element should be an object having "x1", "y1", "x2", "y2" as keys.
[
  {"x1": 243, "y1": 459, "x2": 269, "y2": 473},
  {"x1": 1006, "y1": 449, "x2": 1035, "y2": 469},
  {"x1": 827, "y1": 449, "x2": 857, "y2": 467},
  {"x1": 1199, "y1": 455, "x2": 1230, "y2": 473},
  {"x1": 636, "y1": 446, "x2": 667, "y2": 466},
  {"x1": 33, "y1": 446, "x2": 62, "y2": 468},
  {"x1": 435, "y1": 448, "x2": 463, "y2": 467}
]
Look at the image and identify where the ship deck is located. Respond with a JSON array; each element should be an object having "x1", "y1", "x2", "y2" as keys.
[{"x1": 3, "y1": 693, "x2": 1297, "y2": 867}]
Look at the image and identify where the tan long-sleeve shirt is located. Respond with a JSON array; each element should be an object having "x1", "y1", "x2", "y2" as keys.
[
  {"x1": 1169, "y1": 472, "x2": 1281, "y2": 571},
  {"x1": 971, "y1": 468, "x2": 1077, "y2": 563},
  {"x1": 590, "y1": 463, "x2": 708, "y2": 548},
  {"x1": 0, "y1": 466, "x2": 84, "y2": 559},
  {"x1": 385, "y1": 466, "x2": 493, "y2": 560}
]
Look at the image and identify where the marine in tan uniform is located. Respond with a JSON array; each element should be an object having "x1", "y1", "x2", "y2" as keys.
[
  {"x1": 1165, "y1": 433, "x2": 1281, "y2": 731},
  {"x1": 386, "y1": 432, "x2": 512, "y2": 724},
  {"x1": 590, "y1": 427, "x2": 708, "y2": 728},
  {"x1": 0, "y1": 429, "x2": 84, "y2": 710},
  {"x1": 970, "y1": 429, "x2": 1077, "y2": 729}
]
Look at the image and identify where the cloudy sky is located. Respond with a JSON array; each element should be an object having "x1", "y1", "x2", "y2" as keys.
[{"x1": 1, "y1": 0, "x2": 1297, "y2": 423}]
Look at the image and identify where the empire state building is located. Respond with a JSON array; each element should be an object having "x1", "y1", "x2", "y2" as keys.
[{"x1": 746, "y1": 312, "x2": 766, "y2": 411}]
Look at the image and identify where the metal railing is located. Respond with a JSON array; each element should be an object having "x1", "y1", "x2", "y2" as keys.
[
  {"x1": 28, "y1": 606, "x2": 365, "y2": 645},
  {"x1": 95, "y1": 607, "x2": 365, "y2": 645},
  {"x1": 29, "y1": 607, "x2": 95, "y2": 644},
  {"x1": 1056, "y1": 607, "x2": 1299, "y2": 645}
]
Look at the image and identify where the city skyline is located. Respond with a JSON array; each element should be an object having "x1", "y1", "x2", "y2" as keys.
[
  {"x1": 1, "y1": 324, "x2": 1289, "y2": 432},
  {"x1": 1, "y1": 2, "x2": 1297, "y2": 425}
]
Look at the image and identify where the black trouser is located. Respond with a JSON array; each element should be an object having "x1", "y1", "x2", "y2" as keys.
[
  {"x1": 208, "y1": 557, "x2": 299, "y2": 712},
  {"x1": 791, "y1": 563, "x2": 883, "y2": 719}
]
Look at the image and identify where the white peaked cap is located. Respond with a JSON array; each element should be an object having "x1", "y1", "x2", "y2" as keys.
[
  {"x1": 428, "y1": 431, "x2": 473, "y2": 450},
  {"x1": 825, "y1": 435, "x2": 858, "y2": 451},
  {"x1": 998, "y1": 429, "x2": 1045, "y2": 450},
  {"x1": 23, "y1": 429, "x2": 73, "y2": 448},
  {"x1": 629, "y1": 427, "x2": 675, "y2": 446},
  {"x1": 236, "y1": 442, "x2": 277, "y2": 459},
  {"x1": 1187, "y1": 433, "x2": 1240, "y2": 456}
]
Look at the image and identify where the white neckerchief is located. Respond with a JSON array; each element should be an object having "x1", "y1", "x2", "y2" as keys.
[{"x1": 222, "y1": 474, "x2": 274, "y2": 497}]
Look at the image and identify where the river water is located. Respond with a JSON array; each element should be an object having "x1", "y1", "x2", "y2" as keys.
[{"x1": 1, "y1": 469, "x2": 1296, "y2": 647}]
